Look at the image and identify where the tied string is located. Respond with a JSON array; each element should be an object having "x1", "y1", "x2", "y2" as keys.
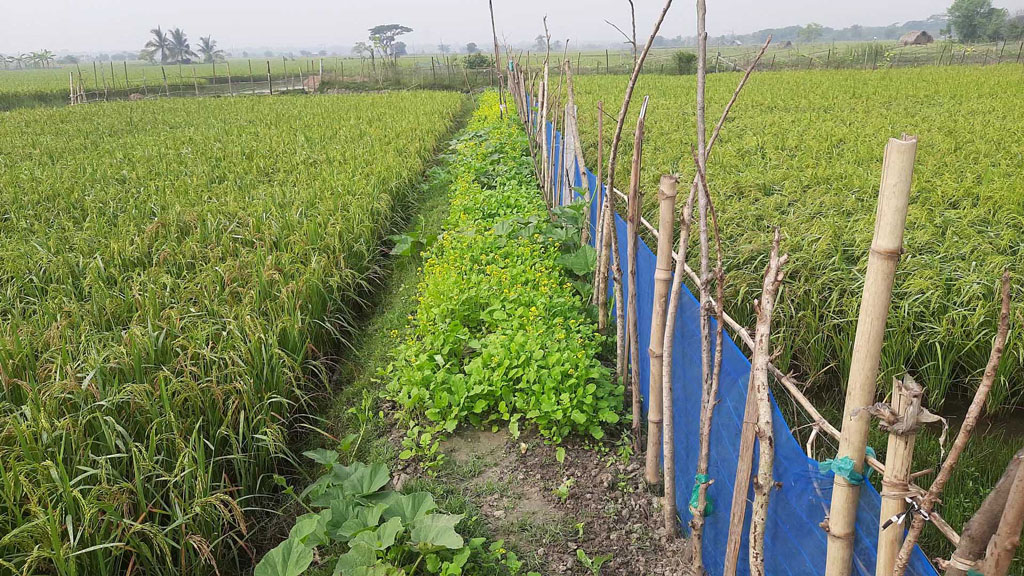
[
  {"x1": 689, "y1": 474, "x2": 714, "y2": 515},
  {"x1": 880, "y1": 496, "x2": 931, "y2": 530},
  {"x1": 819, "y1": 446, "x2": 877, "y2": 486}
]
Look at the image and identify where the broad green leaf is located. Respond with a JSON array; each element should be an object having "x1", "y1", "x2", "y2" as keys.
[
  {"x1": 333, "y1": 543, "x2": 376, "y2": 576},
  {"x1": 254, "y1": 537, "x2": 314, "y2": 576},
  {"x1": 350, "y1": 517, "x2": 404, "y2": 551},
  {"x1": 383, "y1": 492, "x2": 436, "y2": 524},
  {"x1": 411, "y1": 514, "x2": 465, "y2": 550},
  {"x1": 288, "y1": 511, "x2": 330, "y2": 548},
  {"x1": 303, "y1": 449, "x2": 339, "y2": 470}
]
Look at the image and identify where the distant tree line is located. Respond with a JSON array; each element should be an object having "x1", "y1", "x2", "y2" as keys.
[
  {"x1": 141, "y1": 27, "x2": 225, "y2": 65},
  {"x1": 946, "y1": 0, "x2": 1024, "y2": 42}
]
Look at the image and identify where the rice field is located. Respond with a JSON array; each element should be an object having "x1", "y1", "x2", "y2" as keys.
[
  {"x1": 0, "y1": 92, "x2": 465, "y2": 575},
  {"x1": 572, "y1": 64, "x2": 1024, "y2": 411}
]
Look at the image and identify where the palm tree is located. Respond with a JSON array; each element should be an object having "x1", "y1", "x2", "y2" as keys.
[
  {"x1": 197, "y1": 36, "x2": 225, "y2": 64},
  {"x1": 168, "y1": 28, "x2": 198, "y2": 64},
  {"x1": 34, "y1": 50, "x2": 55, "y2": 68},
  {"x1": 144, "y1": 27, "x2": 171, "y2": 64}
]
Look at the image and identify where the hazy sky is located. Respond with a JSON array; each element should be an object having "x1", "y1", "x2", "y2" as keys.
[{"x1": 3, "y1": 0, "x2": 1023, "y2": 54}]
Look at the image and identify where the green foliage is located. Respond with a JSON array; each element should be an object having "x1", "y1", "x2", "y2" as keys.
[
  {"x1": 575, "y1": 549, "x2": 612, "y2": 575},
  {"x1": 947, "y1": 0, "x2": 1009, "y2": 41},
  {"x1": 671, "y1": 50, "x2": 698, "y2": 74},
  {"x1": 552, "y1": 478, "x2": 575, "y2": 502},
  {"x1": 0, "y1": 93, "x2": 465, "y2": 575},
  {"x1": 385, "y1": 93, "x2": 620, "y2": 465},
  {"x1": 256, "y1": 457, "x2": 476, "y2": 576},
  {"x1": 463, "y1": 53, "x2": 495, "y2": 70}
]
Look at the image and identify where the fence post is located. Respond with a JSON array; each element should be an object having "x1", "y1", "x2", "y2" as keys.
[
  {"x1": 249, "y1": 60, "x2": 256, "y2": 95},
  {"x1": 1017, "y1": 41, "x2": 1023, "y2": 63},
  {"x1": 645, "y1": 174, "x2": 677, "y2": 486},
  {"x1": 124, "y1": 61, "x2": 130, "y2": 92},
  {"x1": 226, "y1": 61, "x2": 234, "y2": 96},
  {"x1": 192, "y1": 66, "x2": 199, "y2": 96},
  {"x1": 824, "y1": 135, "x2": 917, "y2": 576},
  {"x1": 267, "y1": 60, "x2": 273, "y2": 96},
  {"x1": 875, "y1": 376, "x2": 923, "y2": 576},
  {"x1": 69, "y1": 72, "x2": 75, "y2": 106},
  {"x1": 142, "y1": 70, "x2": 148, "y2": 97},
  {"x1": 162, "y1": 66, "x2": 170, "y2": 96}
]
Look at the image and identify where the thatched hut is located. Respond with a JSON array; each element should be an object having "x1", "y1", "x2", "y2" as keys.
[{"x1": 899, "y1": 30, "x2": 934, "y2": 46}]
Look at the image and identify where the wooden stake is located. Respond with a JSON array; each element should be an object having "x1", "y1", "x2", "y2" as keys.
[
  {"x1": 226, "y1": 61, "x2": 234, "y2": 96},
  {"x1": 875, "y1": 377, "x2": 923, "y2": 576},
  {"x1": 749, "y1": 228, "x2": 788, "y2": 576},
  {"x1": 662, "y1": 184, "x2": 696, "y2": 536},
  {"x1": 193, "y1": 66, "x2": 199, "y2": 97},
  {"x1": 825, "y1": 135, "x2": 917, "y2": 576},
  {"x1": 645, "y1": 174, "x2": 677, "y2": 486},
  {"x1": 981, "y1": 464, "x2": 1024, "y2": 576},
  {"x1": 626, "y1": 96, "x2": 649, "y2": 447},
  {"x1": 945, "y1": 448, "x2": 1024, "y2": 576},
  {"x1": 267, "y1": 61, "x2": 273, "y2": 96},
  {"x1": 893, "y1": 273, "x2": 1012, "y2": 576}
]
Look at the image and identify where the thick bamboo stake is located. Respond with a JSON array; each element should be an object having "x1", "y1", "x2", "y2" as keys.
[
  {"x1": 626, "y1": 96, "x2": 649, "y2": 447},
  {"x1": 980, "y1": 457, "x2": 1024, "y2": 576},
  {"x1": 663, "y1": 184, "x2": 696, "y2": 535},
  {"x1": 876, "y1": 377, "x2": 923, "y2": 576},
  {"x1": 723, "y1": 366, "x2": 759, "y2": 576},
  {"x1": 825, "y1": 135, "x2": 917, "y2": 576},
  {"x1": 645, "y1": 174, "x2": 677, "y2": 486},
  {"x1": 892, "y1": 271, "x2": 1012, "y2": 576},
  {"x1": 749, "y1": 228, "x2": 788, "y2": 576},
  {"x1": 945, "y1": 448, "x2": 1024, "y2": 576}
]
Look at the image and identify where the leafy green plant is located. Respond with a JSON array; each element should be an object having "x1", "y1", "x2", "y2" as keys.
[
  {"x1": 671, "y1": 50, "x2": 698, "y2": 74},
  {"x1": 257, "y1": 455, "x2": 477, "y2": 576},
  {"x1": 390, "y1": 216, "x2": 440, "y2": 257},
  {"x1": 385, "y1": 93, "x2": 621, "y2": 465},
  {"x1": 553, "y1": 478, "x2": 575, "y2": 502},
  {"x1": 576, "y1": 549, "x2": 613, "y2": 575}
]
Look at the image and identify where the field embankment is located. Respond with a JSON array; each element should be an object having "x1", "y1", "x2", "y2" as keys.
[{"x1": 0, "y1": 92, "x2": 465, "y2": 575}]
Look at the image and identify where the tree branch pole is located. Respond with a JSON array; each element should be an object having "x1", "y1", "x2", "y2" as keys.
[
  {"x1": 749, "y1": 228, "x2": 788, "y2": 576},
  {"x1": 893, "y1": 271, "x2": 1012, "y2": 576},
  {"x1": 689, "y1": 140, "x2": 726, "y2": 574},
  {"x1": 593, "y1": 0, "x2": 674, "y2": 400},
  {"x1": 944, "y1": 448, "x2": 1024, "y2": 576},
  {"x1": 980, "y1": 454, "x2": 1024, "y2": 576},
  {"x1": 824, "y1": 135, "x2": 917, "y2": 576},
  {"x1": 563, "y1": 60, "x2": 590, "y2": 243},
  {"x1": 662, "y1": 183, "x2": 696, "y2": 536},
  {"x1": 488, "y1": 0, "x2": 505, "y2": 118},
  {"x1": 645, "y1": 174, "x2": 677, "y2": 486},
  {"x1": 688, "y1": 0, "x2": 714, "y2": 568},
  {"x1": 627, "y1": 96, "x2": 649, "y2": 448}
]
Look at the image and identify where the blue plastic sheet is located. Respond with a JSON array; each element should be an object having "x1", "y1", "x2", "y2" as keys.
[{"x1": 528, "y1": 98, "x2": 937, "y2": 576}]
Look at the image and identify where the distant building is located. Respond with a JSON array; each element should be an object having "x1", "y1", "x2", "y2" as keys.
[{"x1": 899, "y1": 31, "x2": 934, "y2": 46}]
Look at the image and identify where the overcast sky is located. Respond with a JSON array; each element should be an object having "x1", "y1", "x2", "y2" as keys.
[{"x1": 2, "y1": 0, "x2": 1023, "y2": 54}]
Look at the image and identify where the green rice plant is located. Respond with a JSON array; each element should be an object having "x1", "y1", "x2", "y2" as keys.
[
  {"x1": 0, "y1": 92, "x2": 465, "y2": 575},
  {"x1": 385, "y1": 93, "x2": 620, "y2": 465},
  {"x1": 572, "y1": 65, "x2": 1024, "y2": 412}
]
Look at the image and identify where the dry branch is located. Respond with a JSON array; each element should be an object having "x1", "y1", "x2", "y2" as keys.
[
  {"x1": 892, "y1": 271, "x2": 1012, "y2": 576},
  {"x1": 944, "y1": 448, "x2": 1024, "y2": 576},
  {"x1": 626, "y1": 96, "x2": 649, "y2": 447},
  {"x1": 981, "y1": 459, "x2": 1024, "y2": 576},
  {"x1": 749, "y1": 228, "x2": 788, "y2": 576}
]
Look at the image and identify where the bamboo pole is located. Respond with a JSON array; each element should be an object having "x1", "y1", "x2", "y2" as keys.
[
  {"x1": 723, "y1": 363, "x2": 760, "y2": 576},
  {"x1": 979, "y1": 456, "x2": 1024, "y2": 576},
  {"x1": 945, "y1": 448, "x2": 1024, "y2": 576},
  {"x1": 824, "y1": 135, "x2": 917, "y2": 576},
  {"x1": 893, "y1": 271, "x2": 1012, "y2": 575},
  {"x1": 626, "y1": 96, "x2": 649, "y2": 447},
  {"x1": 645, "y1": 174, "x2": 677, "y2": 486},
  {"x1": 594, "y1": 100, "x2": 607, "y2": 313},
  {"x1": 749, "y1": 228, "x2": 788, "y2": 576},
  {"x1": 875, "y1": 377, "x2": 923, "y2": 576}
]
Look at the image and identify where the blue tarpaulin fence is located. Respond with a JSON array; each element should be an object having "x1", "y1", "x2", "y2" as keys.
[{"x1": 528, "y1": 99, "x2": 937, "y2": 576}]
